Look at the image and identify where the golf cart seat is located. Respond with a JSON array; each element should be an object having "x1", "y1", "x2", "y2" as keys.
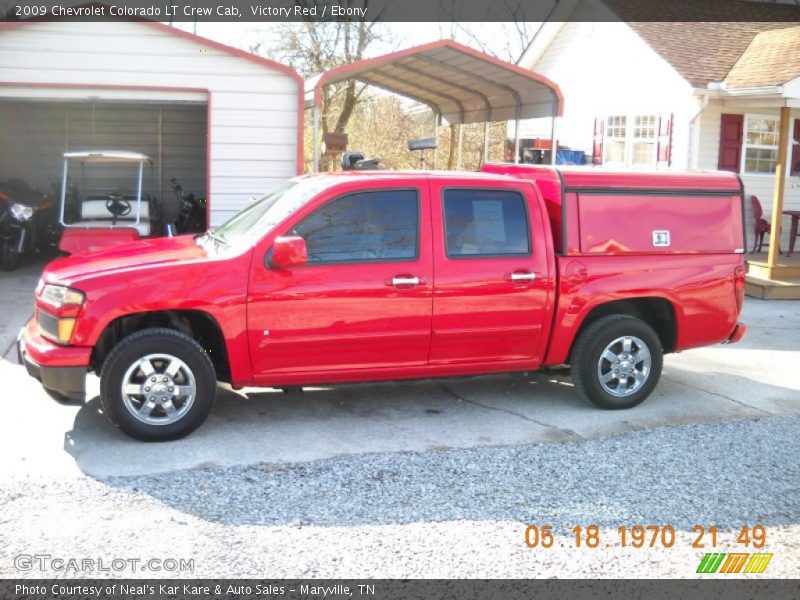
[{"x1": 79, "y1": 195, "x2": 151, "y2": 236}]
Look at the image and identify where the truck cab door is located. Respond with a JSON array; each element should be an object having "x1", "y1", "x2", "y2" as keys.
[
  {"x1": 247, "y1": 181, "x2": 433, "y2": 382},
  {"x1": 428, "y1": 182, "x2": 553, "y2": 367}
]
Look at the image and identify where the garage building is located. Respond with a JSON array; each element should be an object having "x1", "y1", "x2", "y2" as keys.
[{"x1": 0, "y1": 18, "x2": 302, "y2": 226}]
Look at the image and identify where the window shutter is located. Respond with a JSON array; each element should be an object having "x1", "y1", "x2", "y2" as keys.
[
  {"x1": 592, "y1": 117, "x2": 604, "y2": 165},
  {"x1": 791, "y1": 118, "x2": 800, "y2": 177},
  {"x1": 718, "y1": 113, "x2": 743, "y2": 172},
  {"x1": 656, "y1": 113, "x2": 673, "y2": 168}
]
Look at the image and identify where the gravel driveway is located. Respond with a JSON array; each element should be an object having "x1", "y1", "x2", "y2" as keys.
[{"x1": 2, "y1": 414, "x2": 798, "y2": 578}]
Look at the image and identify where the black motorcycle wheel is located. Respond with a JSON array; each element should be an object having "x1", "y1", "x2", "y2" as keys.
[{"x1": 1, "y1": 240, "x2": 19, "y2": 271}]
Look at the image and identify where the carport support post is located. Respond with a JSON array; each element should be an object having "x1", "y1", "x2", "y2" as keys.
[
  {"x1": 457, "y1": 123, "x2": 464, "y2": 170},
  {"x1": 514, "y1": 117, "x2": 521, "y2": 164},
  {"x1": 767, "y1": 106, "x2": 791, "y2": 272},
  {"x1": 483, "y1": 121, "x2": 490, "y2": 165},
  {"x1": 312, "y1": 106, "x2": 321, "y2": 173},
  {"x1": 550, "y1": 110, "x2": 557, "y2": 165},
  {"x1": 433, "y1": 111, "x2": 440, "y2": 170}
]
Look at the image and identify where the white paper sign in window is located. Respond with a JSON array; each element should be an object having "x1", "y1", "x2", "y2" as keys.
[{"x1": 473, "y1": 200, "x2": 506, "y2": 243}]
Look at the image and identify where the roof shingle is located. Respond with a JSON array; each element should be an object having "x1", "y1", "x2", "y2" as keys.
[
  {"x1": 724, "y1": 25, "x2": 800, "y2": 87},
  {"x1": 603, "y1": 0, "x2": 800, "y2": 87}
]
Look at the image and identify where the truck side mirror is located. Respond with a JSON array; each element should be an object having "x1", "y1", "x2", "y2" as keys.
[{"x1": 269, "y1": 236, "x2": 307, "y2": 269}]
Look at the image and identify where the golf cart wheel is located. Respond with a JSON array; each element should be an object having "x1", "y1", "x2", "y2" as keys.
[
  {"x1": 571, "y1": 315, "x2": 663, "y2": 410},
  {"x1": 100, "y1": 328, "x2": 216, "y2": 441},
  {"x1": 1, "y1": 239, "x2": 19, "y2": 271}
]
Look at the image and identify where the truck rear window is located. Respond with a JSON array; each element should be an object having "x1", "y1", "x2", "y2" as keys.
[{"x1": 443, "y1": 189, "x2": 530, "y2": 257}]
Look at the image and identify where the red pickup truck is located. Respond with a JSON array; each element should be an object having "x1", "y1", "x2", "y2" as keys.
[{"x1": 18, "y1": 165, "x2": 747, "y2": 441}]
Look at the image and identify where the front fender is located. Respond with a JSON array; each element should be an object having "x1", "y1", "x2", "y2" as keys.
[{"x1": 66, "y1": 255, "x2": 252, "y2": 385}]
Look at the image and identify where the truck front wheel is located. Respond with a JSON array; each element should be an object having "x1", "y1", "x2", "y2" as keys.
[
  {"x1": 99, "y1": 328, "x2": 217, "y2": 441},
  {"x1": 571, "y1": 315, "x2": 663, "y2": 410}
]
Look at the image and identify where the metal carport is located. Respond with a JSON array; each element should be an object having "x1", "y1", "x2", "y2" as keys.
[{"x1": 305, "y1": 39, "x2": 564, "y2": 171}]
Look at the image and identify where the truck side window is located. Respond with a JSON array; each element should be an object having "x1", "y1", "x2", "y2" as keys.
[
  {"x1": 293, "y1": 189, "x2": 419, "y2": 264},
  {"x1": 443, "y1": 189, "x2": 531, "y2": 257}
]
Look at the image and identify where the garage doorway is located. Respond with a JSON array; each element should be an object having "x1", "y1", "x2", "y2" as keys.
[{"x1": 0, "y1": 99, "x2": 207, "y2": 227}]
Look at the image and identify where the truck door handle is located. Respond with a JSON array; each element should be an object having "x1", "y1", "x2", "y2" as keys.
[
  {"x1": 389, "y1": 275, "x2": 422, "y2": 288},
  {"x1": 506, "y1": 271, "x2": 537, "y2": 283}
]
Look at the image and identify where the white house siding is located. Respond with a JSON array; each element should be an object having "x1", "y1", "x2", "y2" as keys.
[
  {"x1": 517, "y1": 0, "x2": 699, "y2": 170},
  {"x1": 0, "y1": 20, "x2": 300, "y2": 225},
  {"x1": 696, "y1": 100, "x2": 800, "y2": 249}
]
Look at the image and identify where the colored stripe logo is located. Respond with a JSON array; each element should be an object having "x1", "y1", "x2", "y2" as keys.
[{"x1": 696, "y1": 552, "x2": 772, "y2": 574}]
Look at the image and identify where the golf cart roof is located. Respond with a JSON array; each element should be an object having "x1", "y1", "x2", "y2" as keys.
[{"x1": 63, "y1": 151, "x2": 152, "y2": 163}]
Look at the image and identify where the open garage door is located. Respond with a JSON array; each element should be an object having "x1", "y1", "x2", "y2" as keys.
[{"x1": 0, "y1": 97, "x2": 207, "y2": 226}]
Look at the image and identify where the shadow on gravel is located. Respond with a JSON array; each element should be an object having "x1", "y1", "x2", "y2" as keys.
[{"x1": 61, "y1": 373, "x2": 800, "y2": 531}]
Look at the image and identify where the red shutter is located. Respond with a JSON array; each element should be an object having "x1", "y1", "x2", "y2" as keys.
[
  {"x1": 718, "y1": 113, "x2": 743, "y2": 172},
  {"x1": 656, "y1": 113, "x2": 673, "y2": 167},
  {"x1": 592, "y1": 117, "x2": 604, "y2": 165},
  {"x1": 791, "y1": 118, "x2": 800, "y2": 177}
]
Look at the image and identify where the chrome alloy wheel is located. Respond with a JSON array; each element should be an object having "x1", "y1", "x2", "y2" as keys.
[
  {"x1": 596, "y1": 336, "x2": 652, "y2": 397},
  {"x1": 120, "y1": 353, "x2": 196, "y2": 425}
]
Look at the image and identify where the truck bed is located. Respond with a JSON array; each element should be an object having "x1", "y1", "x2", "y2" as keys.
[{"x1": 482, "y1": 164, "x2": 746, "y2": 364}]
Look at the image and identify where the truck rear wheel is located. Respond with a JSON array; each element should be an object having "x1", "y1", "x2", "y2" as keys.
[
  {"x1": 571, "y1": 315, "x2": 663, "y2": 410},
  {"x1": 99, "y1": 328, "x2": 217, "y2": 441}
]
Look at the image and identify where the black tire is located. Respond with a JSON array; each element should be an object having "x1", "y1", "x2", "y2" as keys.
[
  {"x1": 570, "y1": 315, "x2": 663, "y2": 410},
  {"x1": 1, "y1": 240, "x2": 19, "y2": 271},
  {"x1": 100, "y1": 328, "x2": 217, "y2": 441}
]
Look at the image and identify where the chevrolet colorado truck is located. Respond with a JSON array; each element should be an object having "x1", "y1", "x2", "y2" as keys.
[{"x1": 18, "y1": 165, "x2": 747, "y2": 441}]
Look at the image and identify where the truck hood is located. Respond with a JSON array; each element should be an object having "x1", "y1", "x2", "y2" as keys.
[{"x1": 43, "y1": 235, "x2": 212, "y2": 285}]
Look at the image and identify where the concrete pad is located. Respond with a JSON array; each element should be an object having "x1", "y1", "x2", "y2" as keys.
[
  {"x1": 61, "y1": 378, "x2": 578, "y2": 478},
  {"x1": 0, "y1": 267, "x2": 798, "y2": 480},
  {"x1": 0, "y1": 257, "x2": 45, "y2": 360}
]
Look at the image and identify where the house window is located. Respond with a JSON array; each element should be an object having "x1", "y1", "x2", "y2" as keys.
[
  {"x1": 604, "y1": 114, "x2": 657, "y2": 167},
  {"x1": 742, "y1": 115, "x2": 779, "y2": 175}
]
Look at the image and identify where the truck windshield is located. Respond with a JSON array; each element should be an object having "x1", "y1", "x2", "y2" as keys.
[{"x1": 203, "y1": 176, "x2": 332, "y2": 249}]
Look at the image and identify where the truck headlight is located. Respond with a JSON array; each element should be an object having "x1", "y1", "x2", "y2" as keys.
[
  {"x1": 40, "y1": 284, "x2": 85, "y2": 309},
  {"x1": 36, "y1": 285, "x2": 85, "y2": 344},
  {"x1": 9, "y1": 203, "x2": 34, "y2": 221}
]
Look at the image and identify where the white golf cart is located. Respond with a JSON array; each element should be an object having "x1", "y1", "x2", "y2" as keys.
[{"x1": 58, "y1": 151, "x2": 160, "y2": 254}]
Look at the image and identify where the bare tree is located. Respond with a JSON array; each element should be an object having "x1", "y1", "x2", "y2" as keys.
[
  {"x1": 255, "y1": 1, "x2": 386, "y2": 139},
  {"x1": 450, "y1": 1, "x2": 542, "y2": 62}
]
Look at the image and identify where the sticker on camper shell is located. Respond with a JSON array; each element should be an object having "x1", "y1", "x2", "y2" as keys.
[{"x1": 652, "y1": 230, "x2": 671, "y2": 247}]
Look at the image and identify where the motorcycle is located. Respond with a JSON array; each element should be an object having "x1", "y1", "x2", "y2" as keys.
[
  {"x1": 171, "y1": 178, "x2": 207, "y2": 234},
  {"x1": 0, "y1": 180, "x2": 61, "y2": 271}
]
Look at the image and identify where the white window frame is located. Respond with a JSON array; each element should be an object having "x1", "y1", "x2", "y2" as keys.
[
  {"x1": 741, "y1": 114, "x2": 780, "y2": 177},
  {"x1": 603, "y1": 114, "x2": 658, "y2": 168}
]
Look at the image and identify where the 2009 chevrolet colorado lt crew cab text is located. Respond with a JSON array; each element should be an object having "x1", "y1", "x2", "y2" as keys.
[{"x1": 18, "y1": 165, "x2": 748, "y2": 440}]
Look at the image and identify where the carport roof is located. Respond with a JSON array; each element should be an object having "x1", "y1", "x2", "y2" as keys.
[{"x1": 305, "y1": 40, "x2": 564, "y2": 125}]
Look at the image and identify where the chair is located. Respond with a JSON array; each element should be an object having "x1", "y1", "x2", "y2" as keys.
[{"x1": 750, "y1": 195, "x2": 771, "y2": 253}]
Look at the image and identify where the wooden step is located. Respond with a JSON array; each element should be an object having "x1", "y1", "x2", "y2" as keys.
[{"x1": 745, "y1": 274, "x2": 800, "y2": 300}]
